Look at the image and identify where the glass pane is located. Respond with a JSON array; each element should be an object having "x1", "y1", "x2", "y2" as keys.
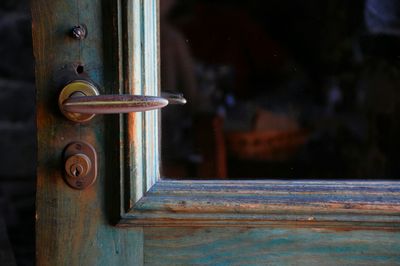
[{"x1": 160, "y1": 0, "x2": 400, "y2": 179}]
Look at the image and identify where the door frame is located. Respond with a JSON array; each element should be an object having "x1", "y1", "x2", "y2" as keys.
[{"x1": 117, "y1": 0, "x2": 400, "y2": 229}]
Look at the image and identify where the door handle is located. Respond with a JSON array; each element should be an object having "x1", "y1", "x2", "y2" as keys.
[{"x1": 58, "y1": 80, "x2": 186, "y2": 122}]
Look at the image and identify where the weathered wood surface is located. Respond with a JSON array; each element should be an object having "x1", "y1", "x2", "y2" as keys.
[
  {"x1": 33, "y1": 0, "x2": 143, "y2": 265},
  {"x1": 145, "y1": 227, "x2": 400, "y2": 266},
  {"x1": 33, "y1": 0, "x2": 400, "y2": 265},
  {"x1": 119, "y1": 180, "x2": 400, "y2": 228}
]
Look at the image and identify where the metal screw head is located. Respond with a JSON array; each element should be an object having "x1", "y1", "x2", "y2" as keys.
[{"x1": 71, "y1": 25, "x2": 87, "y2": 40}]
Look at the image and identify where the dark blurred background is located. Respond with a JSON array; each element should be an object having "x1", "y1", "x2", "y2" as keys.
[
  {"x1": 0, "y1": 0, "x2": 36, "y2": 265},
  {"x1": 161, "y1": 0, "x2": 400, "y2": 180}
]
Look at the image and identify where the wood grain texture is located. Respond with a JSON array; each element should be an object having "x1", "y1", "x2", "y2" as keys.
[
  {"x1": 123, "y1": 0, "x2": 160, "y2": 208},
  {"x1": 33, "y1": 0, "x2": 143, "y2": 265},
  {"x1": 145, "y1": 227, "x2": 400, "y2": 266},
  {"x1": 119, "y1": 180, "x2": 400, "y2": 228}
]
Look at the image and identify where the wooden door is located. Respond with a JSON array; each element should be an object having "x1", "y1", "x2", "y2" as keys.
[{"x1": 33, "y1": 0, "x2": 400, "y2": 265}]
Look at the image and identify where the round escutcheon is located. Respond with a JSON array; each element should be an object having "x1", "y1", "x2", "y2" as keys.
[{"x1": 58, "y1": 80, "x2": 99, "y2": 123}]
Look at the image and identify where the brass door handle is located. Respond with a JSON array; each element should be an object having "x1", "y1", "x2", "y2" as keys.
[{"x1": 59, "y1": 80, "x2": 186, "y2": 122}]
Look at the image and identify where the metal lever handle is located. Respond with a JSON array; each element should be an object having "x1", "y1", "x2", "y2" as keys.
[
  {"x1": 160, "y1": 92, "x2": 187, "y2": 105},
  {"x1": 59, "y1": 80, "x2": 186, "y2": 122},
  {"x1": 63, "y1": 94, "x2": 169, "y2": 114}
]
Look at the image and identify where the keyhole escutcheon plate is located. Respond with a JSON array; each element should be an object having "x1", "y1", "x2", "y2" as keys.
[{"x1": 63, "y1": 141, "x2": 97, "y2": 190}]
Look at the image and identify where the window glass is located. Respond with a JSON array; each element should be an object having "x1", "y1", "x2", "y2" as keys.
[{"x1": 161, "y1": 0, "x2": 400, "y2": 179}]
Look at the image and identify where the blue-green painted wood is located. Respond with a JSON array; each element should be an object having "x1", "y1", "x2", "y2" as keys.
[
  {"x1": 120, "y1": 180, "x2": 400, "y2": 228},
  {"x1": 145, "y1": 227, "x2": 400, "y2": 266},
  {"x1": 33, "y1": 0, "x2": 143, "y2": 264}
]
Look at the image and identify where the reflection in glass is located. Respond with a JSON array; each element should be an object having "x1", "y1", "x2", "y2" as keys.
[{"x1": 161, "y1": 0, "x2": 400, "y2": 179}]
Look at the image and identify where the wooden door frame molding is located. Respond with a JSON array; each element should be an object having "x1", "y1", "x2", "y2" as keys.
[
  {"x1": 116, "y1": 0, "x2": 400, "y2": 229},
  {"x1": 120, "y1": 180, "x2": 400, "y2": 228}
]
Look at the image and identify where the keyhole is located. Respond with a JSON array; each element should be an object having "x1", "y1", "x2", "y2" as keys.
[
  {"x1": 73, "y1": 167, "x2": 80, "y2": 177},
  {"x1": 70, "y1": 164, "x2": 84, "y2": 178}
]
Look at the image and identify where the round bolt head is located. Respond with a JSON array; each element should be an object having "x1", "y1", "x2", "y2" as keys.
[{"x1": 71, "y1": 25, "x2": 87, "y2": 40}]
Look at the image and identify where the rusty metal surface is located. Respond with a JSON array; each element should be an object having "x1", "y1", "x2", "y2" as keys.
[{"x1": 63, "y1": 141, "x2": 97, "y2": 190}]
